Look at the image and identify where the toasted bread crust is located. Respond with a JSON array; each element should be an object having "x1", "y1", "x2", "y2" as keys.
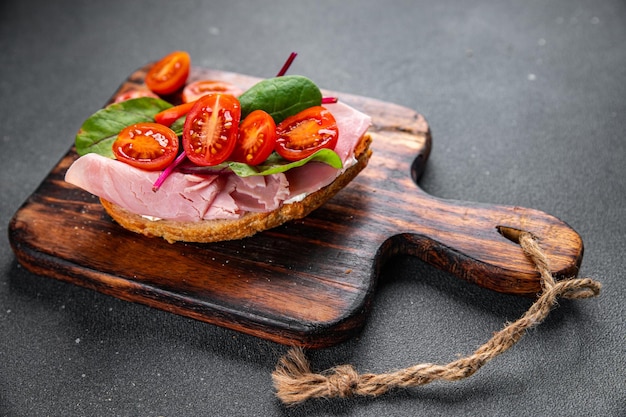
[{"x1": 101, "y1": 133, "x2": 372, "y2": 243}]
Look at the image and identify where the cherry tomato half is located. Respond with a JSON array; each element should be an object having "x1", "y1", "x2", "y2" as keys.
[
  {"x1": 182, "y1": 80, "x2": 243, "y2": 103},
  {"x1": 231, "y1": 110, "x2": 276, "y2": 165},
  {"x1": 275, "y1": 106, "x2": 339, "y2": 161},
  {"x1": 154, "y1": 101, "x2": 197, "y2": 127},
  {"x1": 182, "y1": 94, "x2": 241, "y2": 166},
  {"x1": 113, "y1": 122, "x2": 179, "y2": 171},
  {"x1": 113, "y1": 89, "x2": 159, "y2": 103},
  {"x1": 145, "y1": 51, "x2": 191, "y2": 95}
]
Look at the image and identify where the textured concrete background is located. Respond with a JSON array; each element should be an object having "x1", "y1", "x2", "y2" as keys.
[{"x1": 1, "y1": 1, "x2": 624, "y2": 415}]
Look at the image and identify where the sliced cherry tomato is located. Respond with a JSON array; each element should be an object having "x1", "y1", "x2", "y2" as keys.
[
  {"x1": 113, "y1": 89, "x2": 159, "y2": 103},
  {"x1": 275, "y1": 106, "x2": 339, "y2": 161},
  {"x1": 182, "y1": 80, "x2": 243, "y2": 103},
  {"x1": 113, "y1": 122, "x2": 179, "y2": 171},
  {"x1": 154, "y1": 101, "x2": 197, "y2": 127},
  {"x1": 231, "y1": 110, "x2": 276, "y2": 165},
  {"x1": 182, "y1": 94, "x2": 241, "y2": 166},
  {"x1": 145, "y1": 51, "x2": 191, "y2": 95}
]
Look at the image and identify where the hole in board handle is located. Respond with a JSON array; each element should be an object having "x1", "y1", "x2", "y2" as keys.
[{"x1": 496, "y1": 225, "x2": 535, "y2": 245}]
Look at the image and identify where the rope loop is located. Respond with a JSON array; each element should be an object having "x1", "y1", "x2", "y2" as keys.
[{"x1": 272, "y1": 232, "x2": 602, "y2": 406}]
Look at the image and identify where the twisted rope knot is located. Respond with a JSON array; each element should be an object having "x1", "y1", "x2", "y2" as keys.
[
  {"x1": 325, "y1": 365, "x2": 359, "y2": 398},
  {"x1": 273, "y1": 232, "x2": 602, "y2": 406}
]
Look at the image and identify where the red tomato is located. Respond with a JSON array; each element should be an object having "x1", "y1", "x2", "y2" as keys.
[
  {"x1": 275, "y1": 106, "x2": 339, "y2": 161},
  {"x1": 113, "y1": 122, "x2": 179, "y2": 171},
  {"x1": 231, "y1": 110, "x2": 276, "y2": 165},
  {"x1": 145, "y1": 51, "x2": 191, "y2": 95},
  {"x1": 154, "y1": 101, "x2": 197, "y2": 127},
  {"x1": 182, "y1": 80, "x2": 243, "y2": 103},
  {"x1": 182, "y1": 94, "x2": 241, "y2": 166},
  {"x1": 113, "y1": 89, "x2": 159, "y2": 103}
]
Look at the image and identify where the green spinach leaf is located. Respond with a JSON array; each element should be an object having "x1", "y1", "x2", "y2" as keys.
[
  {"x1": 238, "y1": 75, "x2": 322, "y2": 123},
  {"x1": 170, "y1": 115, "x2": 186, "y2": 136},
  {"x1": 75, "y1": 97, "x2": 173, "y2": 157},
  {"x1": 232, "y1": 149, "x2": 342, "y2": 176},
  {"x1": 184, "y1": 149, "x2": 343, "y2": 177}
]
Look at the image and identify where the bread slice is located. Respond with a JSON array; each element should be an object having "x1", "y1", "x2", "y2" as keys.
[{"x1": 100, "y1": 133, "x2": 372, "y2": 243}]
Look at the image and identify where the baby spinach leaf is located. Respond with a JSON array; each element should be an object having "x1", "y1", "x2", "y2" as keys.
[
  {"x1": 181, "y1": 149, "x2": 343, "y2": 178},
  {"x1": 231, "y1": 149, "x2": 342, "y2": 176},
  {"x1": 238, "y1": 75, "x2": 322, "y2": 124},
  {"x1": 75, "y1": 97, "x2": 173, "y2": 157},
  {"x1": 169, "y1": 115, "x2": 186, "y2": 136}
]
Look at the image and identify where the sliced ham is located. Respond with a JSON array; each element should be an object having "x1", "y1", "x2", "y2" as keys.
[
  {"x1": 65, "y1": 101, "x2": 371, "y2": 221},
  {"x1": 327, "y1": 102, "x2": 372, "y2": 166}
]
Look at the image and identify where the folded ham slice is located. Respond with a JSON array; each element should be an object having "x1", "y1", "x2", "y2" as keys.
[{"x1": 65, "y1": 102, "x2": 371, "y2": 222}]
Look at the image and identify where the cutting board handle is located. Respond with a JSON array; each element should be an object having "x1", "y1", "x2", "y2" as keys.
[{"x1": 377, "y1": 179, "x2": 584, "y2": 297}]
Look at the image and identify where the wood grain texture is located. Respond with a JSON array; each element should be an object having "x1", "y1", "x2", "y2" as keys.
[{"x1": 8, "y1": 64, "x2": 584, "y2": 348}]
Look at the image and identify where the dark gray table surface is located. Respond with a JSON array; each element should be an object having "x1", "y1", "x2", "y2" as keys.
[{"x1": 1, "y1": 0, "x2": 624, "y2": 416}]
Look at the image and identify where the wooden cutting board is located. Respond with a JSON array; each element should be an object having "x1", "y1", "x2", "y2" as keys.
[{"x1": 8, "y1": 64, "x2": 584, "y2": 348}]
